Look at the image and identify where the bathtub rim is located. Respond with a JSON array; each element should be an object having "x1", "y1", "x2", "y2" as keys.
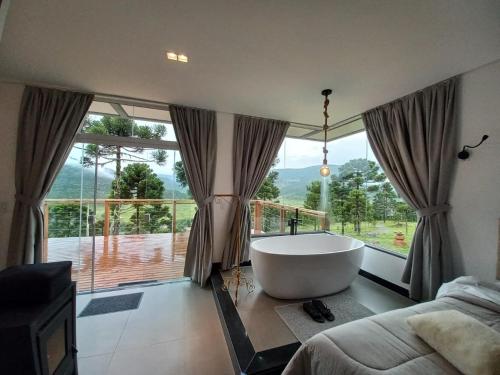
[{"x1": 250, "y1": 233, "x2": 365, "y2": 256}]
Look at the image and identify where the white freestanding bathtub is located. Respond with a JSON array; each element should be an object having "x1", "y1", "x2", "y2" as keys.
[{"x1": 250, "y1": 233, "x2": 364, "y2": 299}]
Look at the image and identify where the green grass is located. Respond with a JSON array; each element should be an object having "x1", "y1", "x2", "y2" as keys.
[{"x1": 329, "y1": 220, "x2": 416, "y2": 256}]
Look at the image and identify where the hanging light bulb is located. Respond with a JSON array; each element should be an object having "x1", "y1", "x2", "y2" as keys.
[
  {"x1": 320, "y1": 165, "x2": 330, "y2": 177},
  {"x1": 320, "y1": 89, "x2": 332, "y2": 177},
  {"x1": 320, "y1": 162, "x2": 330, "y2": 177},
  {"x1": 320, "y1": 145, "x2": 330, "y2": 177}
]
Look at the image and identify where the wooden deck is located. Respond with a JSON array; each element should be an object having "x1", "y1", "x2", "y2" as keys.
[{"x1": 47, "y1": 232, "x2": 189, "y2": 291}]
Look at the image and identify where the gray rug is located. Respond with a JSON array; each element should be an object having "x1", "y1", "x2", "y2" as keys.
[
  {"x1": 275, "y1": 290, "x2": 374, "y2": 343},
  {"x1": 79, "y1": 292, "x2": 143, "y2": 317}
]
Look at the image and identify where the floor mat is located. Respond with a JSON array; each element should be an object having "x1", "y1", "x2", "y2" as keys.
[
  {"x1": 275, "y1": 290, "x2": 373, "y2": 342},
  {"x1": 79, "y1": 292, "x2": 143, "y2": 317}
]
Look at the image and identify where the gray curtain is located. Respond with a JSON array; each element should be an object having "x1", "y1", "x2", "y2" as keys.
[
  {"x1": 362, "y1": 78, "x2": 457, "y2": 301},
  {"x1": 222, "y1": 115, "x2": 289, "y2": 269},
  {"x1": 7, "y1": 86, "x2": 94, "y2": 266},
  {"x1": 170, "y1": 105, "x2": 217, "y2": 286}
]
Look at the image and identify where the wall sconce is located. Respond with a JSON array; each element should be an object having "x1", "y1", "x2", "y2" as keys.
[{"x1": 457, "y1": 134, "x2": 489, "y2": 160}]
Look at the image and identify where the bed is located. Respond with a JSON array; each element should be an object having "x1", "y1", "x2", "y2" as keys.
[{"x1": 283, "y1": 277, "x2": 500, "y2": 375}]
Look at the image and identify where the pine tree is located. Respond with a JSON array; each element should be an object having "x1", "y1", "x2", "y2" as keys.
[
  {"x1": 304, "y1": 181, "x2": 321, "y2": 210},
  {"x1": 113, "y1": 163, "x2": 172, "y2": 234},
  {"x1": 82, "y1": 116, "x2": 167, "y2": 234},
  {"x1": 373, "y1": 182, "x2": 397, "y2": 222},
  {"x1": 329, "y1": 175, "x2": 350, "y2": 235},
  {"x1": 255, "y1": 170, "x2": 280, "y2": 201}
]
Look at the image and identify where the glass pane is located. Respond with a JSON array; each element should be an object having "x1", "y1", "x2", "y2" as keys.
[
  {"x1": 46, "y1": 115, "x2": 194, "y2": 292},
  {"x1": 46, "y1": 323, "x2": 67, "y2": 375},
  {"x1": 45, "y1": 142, "x2": 91, "y2": 289},
  {"x1": 327, "y1": 132, "x2": 417, "y2": 256},
  {"x1": 87, "y1": 144, "x2": 192, "y2": 289},
  {"x1": 81, "y1": 113, "x2": 175, "y2": 142},
  {"x1": 251, "y1": 137, "x2": 330, "y2": 235}
]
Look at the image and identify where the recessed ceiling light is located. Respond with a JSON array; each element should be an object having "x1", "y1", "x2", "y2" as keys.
[
  {"x1": 177, "y1": 54, "x2": 188, "y2": 63},
  {"x1": 166, "y1": 52, "x2": 178, "y2": 61}
]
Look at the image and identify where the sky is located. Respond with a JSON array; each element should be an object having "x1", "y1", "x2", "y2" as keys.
[
  {"x1": 65, "y1": 116, "x2": 378, "y2": 177},
  {"x1": 275, "y1": 131, "x2": 377, "y2": 169}
]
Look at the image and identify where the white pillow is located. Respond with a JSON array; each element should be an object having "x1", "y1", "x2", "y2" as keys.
[{"x1": 407, "y1": 310, "x2": 500, "y2": 375}]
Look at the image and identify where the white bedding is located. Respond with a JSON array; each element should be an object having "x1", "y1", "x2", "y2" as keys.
[
  {"x1": 282, "y1": 278, "x2": 500, "y2": 375},
  {"x1": 436, "y1": 276, "x2": 500, "y2": 306}
]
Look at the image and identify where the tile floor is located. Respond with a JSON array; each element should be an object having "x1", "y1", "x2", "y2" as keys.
[
  {"x1": 76, "y1": 281, "x2": 233, "y2": 375},
  {"x1": 76, "y1": 269, "x2": 415, "y2": 374},
  {"x1": 223, "y1": 267, "x2": 416, "y2": 352}
]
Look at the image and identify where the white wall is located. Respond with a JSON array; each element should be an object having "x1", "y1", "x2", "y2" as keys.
[
  {"x1": 212, "y1": 112, "x2": 234, "y2": 262},
  {"x1": 448, "y1": 60, "x2": 500, "y2": 281},
  {"x1": 0, "y1": 82, "x2": 23, "y2": 268}
]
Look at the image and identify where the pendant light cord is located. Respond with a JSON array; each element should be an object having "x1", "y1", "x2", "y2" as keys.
[{"x1": 322, "y1": 89, "x2": 332, "y2": 164}]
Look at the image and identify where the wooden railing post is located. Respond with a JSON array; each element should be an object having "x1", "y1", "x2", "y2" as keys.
[
  {"x1": 254, "y1": 200, "x2": 262, "y2": 234},
  {"x1": 43, "y1": 202, "x2": 49, "y2": 262},
  {"x1": 104, "y1": 200, "x2": 110, "y2": 237},
  {"x1": 172, "y1": 200, "x2": 177, "y2": 233}
]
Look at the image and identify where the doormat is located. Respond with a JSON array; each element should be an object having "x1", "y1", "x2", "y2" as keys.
[{"x1": 79, "y1": 292, "x2": 143, "y2": 317}]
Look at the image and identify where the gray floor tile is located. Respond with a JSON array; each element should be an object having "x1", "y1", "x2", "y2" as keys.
[{"x1": 77, "y1": 354, "x2": 112, "y2": 375}]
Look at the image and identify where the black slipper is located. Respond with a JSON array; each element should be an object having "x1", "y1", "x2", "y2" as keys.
[
  {"x1": 312, "y1": 299, "x2": 335, "y2": 321},
  {"x1": 303, "y1": 301, "x2": 324, "y2": 323}
]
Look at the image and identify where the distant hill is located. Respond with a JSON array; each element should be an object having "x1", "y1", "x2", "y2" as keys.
[
  {"x1": 47, "y1": 164, "x2": 189, "y2": 199},
  {"x1": 48, "y1": 163, "x2": 336, "y2": 202},
  {"x1": 275, "y1": 164, "x2": 339, "y2": 199}
]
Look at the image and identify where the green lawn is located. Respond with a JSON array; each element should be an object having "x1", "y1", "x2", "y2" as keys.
[{"x1": 330, "y1": 220, "x2": 416, "y2": 256}]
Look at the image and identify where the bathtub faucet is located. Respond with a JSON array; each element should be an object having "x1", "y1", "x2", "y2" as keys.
[{"x1": 288, "y1": 208, "x2": 302, "y2": 235}]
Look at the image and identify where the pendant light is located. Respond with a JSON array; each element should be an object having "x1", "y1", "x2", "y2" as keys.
[{"x1": 319, "y1": 89, "x2": 332, "y2": 177}]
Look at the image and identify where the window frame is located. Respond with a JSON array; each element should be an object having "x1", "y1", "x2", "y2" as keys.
[{"x1": 78, "y1": 97, "x2": 179, "y2": 152}]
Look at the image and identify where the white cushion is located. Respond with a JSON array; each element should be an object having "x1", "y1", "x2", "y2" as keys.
[{"x1": 407, "y1": 310, "x2": 500, "y2": 375}]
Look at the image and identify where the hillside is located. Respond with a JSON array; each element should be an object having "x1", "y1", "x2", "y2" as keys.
[
  {"x1": 48, "y1": 163, "x2": 338, "y2": 201},
  {"x1": 47, "y1": 164, "x2": 189, "y2": 199},
  {"x1": 275, "y1": 164, "x2": 339, "y2": 199}
]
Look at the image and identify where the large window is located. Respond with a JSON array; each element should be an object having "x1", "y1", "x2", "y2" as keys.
[
  {"x1": 326, "y1": 132, "x2": 416, "y2": 256},
  {"x1": 44, "y1": 100, "x2": 194, "y2": 291},
  {"x1": 251, "y1": 131, "x2": 417, "y2": 257},
  {"x1": 250, "y1": 138, "x2": 328, "y2": 236}
]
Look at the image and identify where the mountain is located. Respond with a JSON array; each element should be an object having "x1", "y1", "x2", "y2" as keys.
[
  {"x1": 275, "y1": 164, "x2": 339, "y2": 199},
  {"x1": 47, "y1": 164, "x2": 189, "y2": 199},
  {"x1": 48, "y1": 163, "x2": 336, "y2": 202}
]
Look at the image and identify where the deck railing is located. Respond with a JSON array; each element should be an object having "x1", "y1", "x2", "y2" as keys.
[
  {"x1": 250, "y1": 200, "x2": 330, "y2": 234},
  {"x1": 43, "y1": 198, "x2": 330, "y2": 239}
]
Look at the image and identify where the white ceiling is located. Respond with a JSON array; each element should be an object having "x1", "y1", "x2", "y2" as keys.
[{"x1": 0, "y1": 0, "x2": 499, "y2": 126}]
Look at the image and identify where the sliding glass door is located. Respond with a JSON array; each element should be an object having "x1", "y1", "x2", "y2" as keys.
[{"x1": 45, "y1": 110, "x2": 195, "y2": 292}]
